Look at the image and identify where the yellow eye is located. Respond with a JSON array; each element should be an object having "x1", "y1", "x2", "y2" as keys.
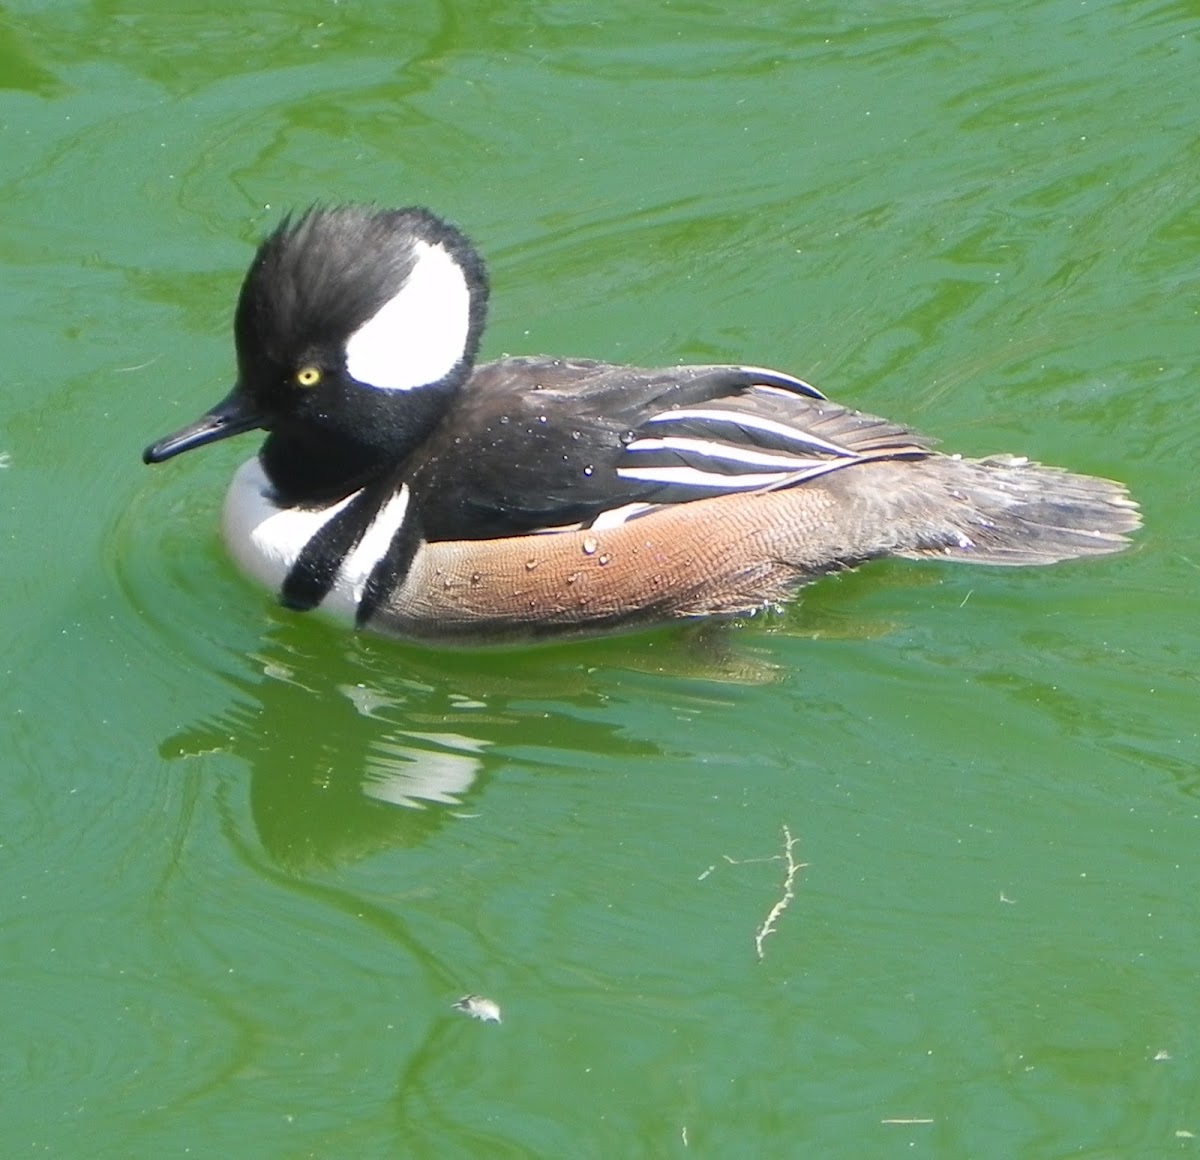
[{"x1": 295, "y1": 365, "x2": 322, "y2": 387}]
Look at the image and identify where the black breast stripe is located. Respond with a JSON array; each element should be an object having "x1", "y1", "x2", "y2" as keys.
[
  {"x1": 280, "y1": 489, "x2": 376, "y2": 611},
  {"x1": 281, "y1": 476, "x2": 418, "y2": 611},
  {"x1": 356, "y1": 513, "x2": 423, "y2": 627}
]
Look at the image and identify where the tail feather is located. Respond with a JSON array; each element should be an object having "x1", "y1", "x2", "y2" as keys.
[{"x1": 892, "y1": 454, "x2": 1141, "y2": 566}]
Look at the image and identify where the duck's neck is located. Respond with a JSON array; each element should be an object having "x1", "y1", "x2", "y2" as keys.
[{"x1": 259, "y1": 379, "x2": 460, "y2": 507}]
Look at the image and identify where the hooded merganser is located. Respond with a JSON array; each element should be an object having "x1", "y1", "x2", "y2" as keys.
[{"x1": 143, "y1": 205, "x2": 1140, "y2": 643}]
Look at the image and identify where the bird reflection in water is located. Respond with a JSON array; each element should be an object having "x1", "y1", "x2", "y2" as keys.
[{"x1": 153, "y1": 620, "x2": 769, "y2": 870}]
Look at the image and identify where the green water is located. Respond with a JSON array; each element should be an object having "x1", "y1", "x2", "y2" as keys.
[{"x1": 3, "y1": 1, "x2": 1197, "y2": 1156}]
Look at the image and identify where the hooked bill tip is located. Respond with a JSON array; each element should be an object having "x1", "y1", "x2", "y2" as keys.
[
  {"x1": 142, "y1": 439, "x2": 179, "y2": 464},
  {"x1": 142, "y1": 387, "x2": 266, "y2": 466}
]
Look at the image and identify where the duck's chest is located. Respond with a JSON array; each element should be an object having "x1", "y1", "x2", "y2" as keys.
[{"x1": 221, "y1": 457, "x2": 414, "y2": 625}]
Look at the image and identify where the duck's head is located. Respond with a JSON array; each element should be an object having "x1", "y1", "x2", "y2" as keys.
[{"x1": 143, "y1": 205, "x2": 488, "y2": 501}]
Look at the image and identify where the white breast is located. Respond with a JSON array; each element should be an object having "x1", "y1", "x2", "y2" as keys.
[{"x1": 221, "y1": 458, "x2": 411, "y2": 626}]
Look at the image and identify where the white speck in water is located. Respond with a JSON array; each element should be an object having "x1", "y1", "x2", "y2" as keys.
[{"x1": 453, "y1": 994, "x2": 501, "y2": 1023}]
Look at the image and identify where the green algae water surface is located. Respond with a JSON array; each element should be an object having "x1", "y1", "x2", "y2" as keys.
[{"x1": 1, "y1": 2, "x2": 1196, "y2": 1155}]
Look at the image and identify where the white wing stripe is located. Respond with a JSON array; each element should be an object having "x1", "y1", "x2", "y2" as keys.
[
  {"x1": 624, "y1": 435, "x2": 834, "y2": 471},
  {"x1": 617, "y1": 466, "x2": 795, "y2": 488},
  {"x1": 733, "y1": 366, "x2": 824, "y2": 398},
  {"x1": 643, "y1": 407, "x2": 854, "y2": 456},
  {"x1": 590, "y1": 502, "x2": 657, "y2": 529}
]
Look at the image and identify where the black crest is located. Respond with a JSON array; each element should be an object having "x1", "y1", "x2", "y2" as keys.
[{"x1": 234, "y1": 205, "x2": 489, "y2": 394}]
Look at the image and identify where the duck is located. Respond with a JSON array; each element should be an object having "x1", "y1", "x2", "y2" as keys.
[{"x1": 143, "y1": 204, "x2": 1140, "y2": 644}]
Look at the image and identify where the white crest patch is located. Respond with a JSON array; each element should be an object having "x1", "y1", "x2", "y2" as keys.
[{"x1": 344, "y1": 239, "x2": 471, "y2": 391}]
